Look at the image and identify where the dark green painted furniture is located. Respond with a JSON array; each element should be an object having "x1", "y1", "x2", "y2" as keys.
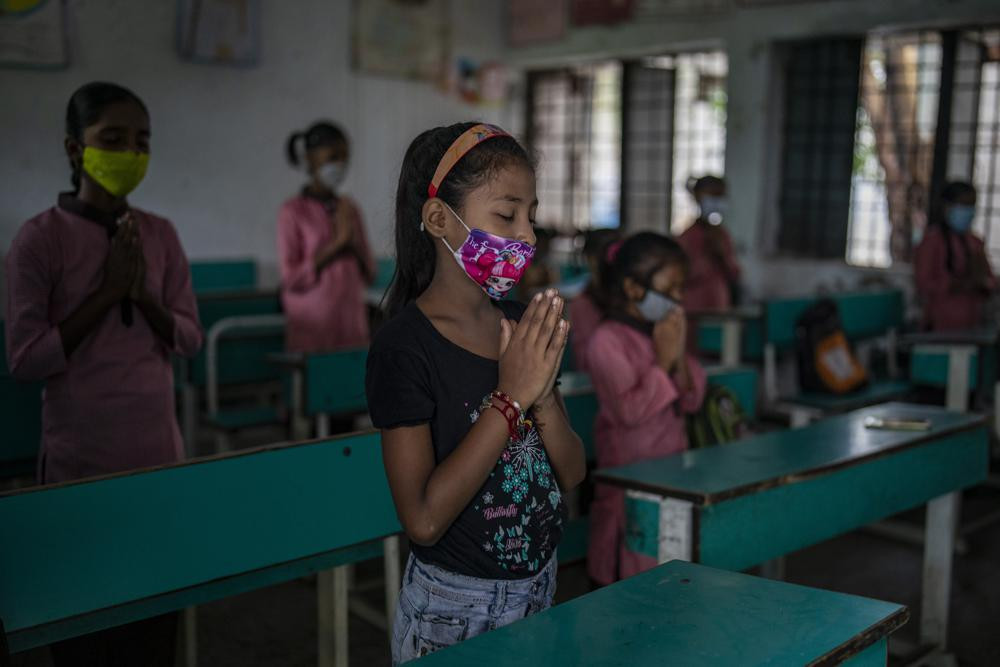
[
  {"x1": 0, "y1": 322, "x2": 42, "y2": 481},
  {"x1": 595, "y1": 403, "x2": 987, "y2": 662},
  {"x1": 0, "y1": 431, "x2": 399, "y2": 666},
  {"x1": 189, "y1": 259, "x2": 257, "y2": 294},
  {"x1": 761, "y1": 289, "x2": 909, "y2": 422},
  {"x1": 420, "y1": 560, "x2": 907, "y2": 666}
]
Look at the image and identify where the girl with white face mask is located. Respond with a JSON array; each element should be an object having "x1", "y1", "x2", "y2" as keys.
[
  {"x1": 584, "y1": 232, "x2": 707, "y2": 587},
  {"x1": 914, "y1": 181, "x2": 996, "y2": 331},
  {"x1": 278, "y1": 121, "x2": 375, "y2": 352},
  {"x1": 677, "y1": 174, "x2": 741, "y2": 317}
]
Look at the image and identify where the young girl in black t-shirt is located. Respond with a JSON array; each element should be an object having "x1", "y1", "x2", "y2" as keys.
[{"x1": 366, "y1": 122, "x2": 585, "y2": 663}]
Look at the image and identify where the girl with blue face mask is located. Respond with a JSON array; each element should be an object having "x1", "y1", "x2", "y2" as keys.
[
  {"x1": 914, "y1": 181, "x2": 996, "y2": 331},
  {"x1": 584, "y1": 232, "x2": 707, "y2": 587}
]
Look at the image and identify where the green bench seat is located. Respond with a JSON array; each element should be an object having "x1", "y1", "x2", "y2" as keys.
[{"x1": 788, "y1": 379, "x2": 911, "y2": 413}]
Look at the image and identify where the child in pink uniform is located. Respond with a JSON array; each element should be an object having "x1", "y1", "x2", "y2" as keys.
[
  {"x1": 5, "y1": 81, "x2": 200, "y2": 666},
  {"x1": 278, "y1": 121, "x2": 375, "y2": 352},
  {"x1": 568, "y1": 228, "x2": 620, "y2": 373},
  {"x1": 914, "y1": 181, "x2": 996, "y2": 331},
  {"x1": 677, "y1": 175, "x2": 741, "y2": 313},
  {"x1": 585, "y1": 232, "x2": 707, "y2": 586}
]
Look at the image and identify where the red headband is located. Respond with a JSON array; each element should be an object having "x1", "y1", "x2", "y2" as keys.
[{"x1": 427, "y1": 124, "x2": 510, "y2": 199}]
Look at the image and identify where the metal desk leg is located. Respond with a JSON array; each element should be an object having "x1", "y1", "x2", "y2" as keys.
[
  {"x1": 764, "y1": 343, "x2": 778, "y2": 403},
  {"x1": 182, "y1": 607, "x2": 197, "y2": 667},
  {"x1": 316, "y1": 413, "x2": 331, "y2": 439},
  {"x1": 920, "y1": 492, "x2": 960, "y2": 664},
  {"x1": 945, "y1": 346, "x2": 974, "y2": 413},
  {"x1": 318, "y1": 566, "x2": 350, "y2": 667},
  {"x1": 291, "y1": 368, "x2": 309, "y2": 441},
  {"x1": 181, "y1": 383, "x2": 198, "y2": 457},
  {"x1": 721, "y1": 320, "x2": 743, "y2": 368}
]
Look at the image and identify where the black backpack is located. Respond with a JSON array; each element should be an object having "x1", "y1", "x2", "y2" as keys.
[{"x1": 794, "y1": 298, "x2": 868, "y2": 395}]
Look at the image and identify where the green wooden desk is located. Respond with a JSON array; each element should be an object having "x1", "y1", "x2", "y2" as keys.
[
  {"x1": 693, "y1": 305, "x2": 763, "y2": 367},
  {"x1": 189, "y1": 259, "x2": 257, "y2": 294},
  {"x1": 420, "y1": 560, "x2": 907, "y2": 666},
  {"x1": 593, "y1": 403, "x2": 987, "y2": 663},
  {"x1": 267, "y1": 348, "x2": 368, "y2": 440},
  {"x1": 0, "y1": 431, "x2": 399, "y2": 667},
  {"x1": 903, "y1": 328, "x2": 998, "y2": 413},
  {"x1": 0, "y1": 323, "x2": 42, "y2": 483},
  {"x1": 179, "y1": 289, "x2": 284, "y2": 452}
]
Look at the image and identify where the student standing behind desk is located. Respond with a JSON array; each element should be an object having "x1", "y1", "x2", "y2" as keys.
[
  {"x1": 4, "y1": 81, "x2": 202, "y2": 666},
  {"x1": 278, "y1": 121, "x2": 375, "y2": 352},
  {"x1": 568, "y1": 228, "x2": 621, "y2": 373},
  {"x1": 585, "y1": 232, "x2": 706, "y2": 587},
  {"x1": 914, "y1": 181, "x2": 996, "y2": 332},
  {"x1": 677, "y1": 175, "x2": 741, "y2": 312}
]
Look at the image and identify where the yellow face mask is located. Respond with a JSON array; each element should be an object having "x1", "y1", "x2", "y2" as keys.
[{"x1": 81, "y1": 146, "x2": 149, "y2": 198}]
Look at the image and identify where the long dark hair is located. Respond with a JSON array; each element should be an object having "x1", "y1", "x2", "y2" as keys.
[
  {"x1": 686, "y1": 174, "x2": 725, "y2": 198},
  {"x1": 286, "y1": 121, "x2": 347, "y2": 167},
  {"x1": 65, "y1": 81, "x2": 149, "y2": 192},
  {"x1": 383, "y1": 122, "x2": 535, "y2": 318},
  {"x1": 597, "y1": 231, "x2": 688, "y2": 318},
  {"x1": 934, "y1": 180, "x2": 977, "y2": 276},
  {"x1": 582, "y1": 228, "x2": 622, "y2": 308}
]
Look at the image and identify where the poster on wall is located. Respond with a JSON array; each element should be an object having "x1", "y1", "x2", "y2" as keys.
[
  {"x1": 452, "y1": 58, "x2": 509, "y2": 106},
  {"x1": 353, "y1": 0, "x2": 448, "y2": 81},
  {"x1": 508, "y1": 0, "x2": 566, "y2": 47},
  {"x1": 177, "y1": 0, "x2": 260, "y2": 67},
  {"x1": 0, "y1": 0, "x2": 67, "y2": 69},
  {"x1": 572, "y1": 0, "x2": 634, "y2": 26}
]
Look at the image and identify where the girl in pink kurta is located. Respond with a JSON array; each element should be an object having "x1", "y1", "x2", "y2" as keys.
[
  {"x1": 585, "y1": 232, "x2": 707, "y2": 586},
  {"x1": 677, "y1": 175, "x2": 741, "y2": 313},
  {"x1": 914, "y1": 181, "x2": 996, "y2": 331},
  {"x1": 568, "y1": 229, "x2": 621, "y2": 373},
  {"x1": 5, "y1": 82, "x2": 200, "y2": 667},
  {"x1": 279, "y1": 122, "x2": 375, "y2": 352}
]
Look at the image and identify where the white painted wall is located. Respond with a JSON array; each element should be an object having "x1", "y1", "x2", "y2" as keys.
[
  {"x1": 507, "y1": 0, "x2": 1000, "y2": 305},
  {"x1": 0, "y1": 0, "x2": 509, "y2": 297}
]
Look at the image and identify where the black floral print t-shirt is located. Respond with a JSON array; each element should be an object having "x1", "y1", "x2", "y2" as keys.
[{"x1": 365, "y1": 300, "x2": 565, "y2": 579}]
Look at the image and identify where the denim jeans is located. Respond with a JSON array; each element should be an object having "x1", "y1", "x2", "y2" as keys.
[{"x1": 391, "y1": 553, "x2": 557, "y2": 664}]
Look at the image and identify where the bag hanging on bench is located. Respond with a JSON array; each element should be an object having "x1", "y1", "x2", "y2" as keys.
[
  {"x1": 686, "y1": 384, "x2": 750, "y2": 448},
  {"x1": 794, "y1": 298, "x2": 868, "y2": 395}
]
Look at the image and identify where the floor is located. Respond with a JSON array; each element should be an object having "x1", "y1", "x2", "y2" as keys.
[{"x1": 10, "y1": 423, "x2": 1000, "y2": 666}]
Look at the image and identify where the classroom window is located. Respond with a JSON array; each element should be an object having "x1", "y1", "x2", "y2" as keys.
[
  {"x1": 966, "y1": 29, "x2": 1000, "y2": 268},
  {"x1": 527, "y1": 51, "x2": 727, "y2": 234},
  {"x1": 779, "y1": 27, "x2": 1000, "y2": 268},
  {"x1": 777, "y1": 37, "x2": 863, "y2": 258},
  {"x1": 846, "y1": 32, "x2": 942, "y2": 268},
  {"x1": 669, "y1": 51, "x2": 728, "y2": 235},
  {"x1": 528, "y1": 64, "x2": 623, "y2": 232}
]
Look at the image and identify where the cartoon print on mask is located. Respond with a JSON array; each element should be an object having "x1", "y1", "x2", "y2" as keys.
[
  {"x1": 439, "y1": 199, "x2": 536, "y2": 300},
  {"x1": 485, "y1": 258, "x2": 521, "y2": 298}
]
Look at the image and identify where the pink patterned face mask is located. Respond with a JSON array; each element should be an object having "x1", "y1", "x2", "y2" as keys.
[{"x1": 439, "y1": 202, "x2": 535, "y2": 300}]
